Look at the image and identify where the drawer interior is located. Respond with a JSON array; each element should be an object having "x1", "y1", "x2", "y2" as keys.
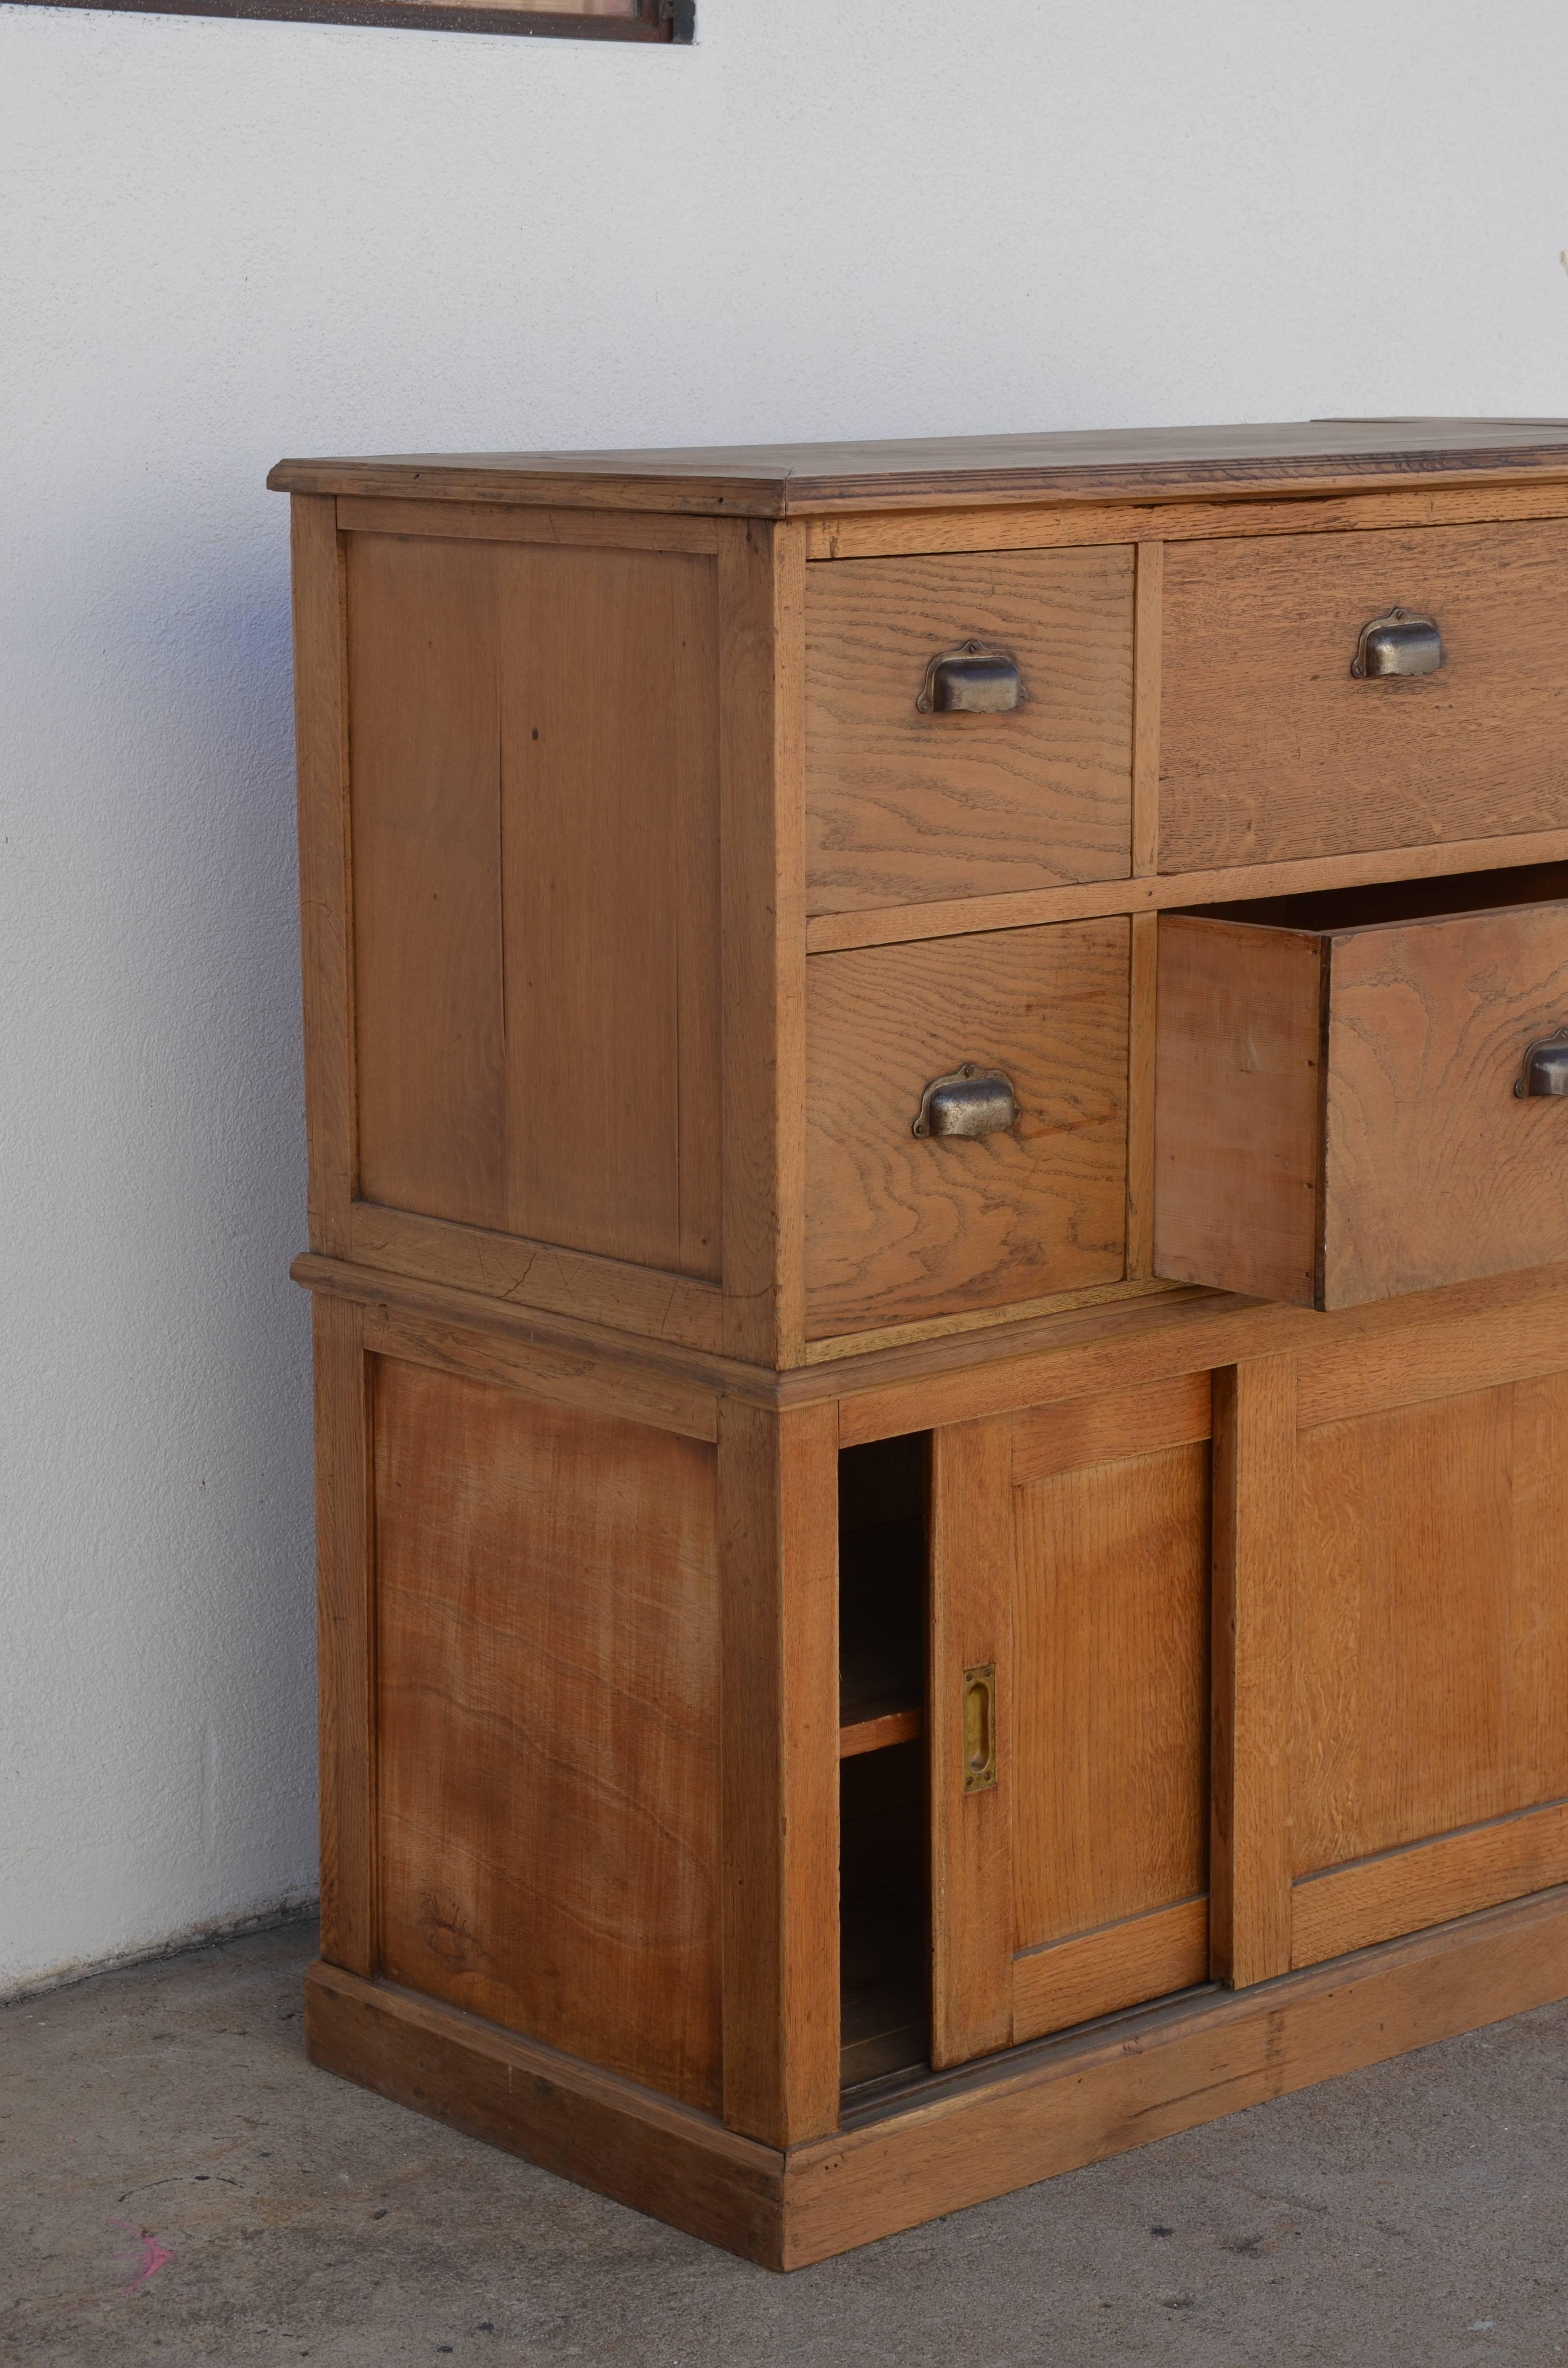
[{"x1": 1180, "y1": 857, "x2": 1568, "y2": 936}]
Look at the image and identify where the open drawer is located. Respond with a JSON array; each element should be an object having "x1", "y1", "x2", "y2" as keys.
[{"x1": 1155, "y1": 863, "x2": 1568, "y2": 1308}]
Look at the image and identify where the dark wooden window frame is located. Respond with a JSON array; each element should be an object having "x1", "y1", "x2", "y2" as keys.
[{"x1": 17, "y1": 0, "x2": 692, "y2": 37}]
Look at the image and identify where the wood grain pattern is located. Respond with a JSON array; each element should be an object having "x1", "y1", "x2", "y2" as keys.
[
  {"x1": 1294, "y1": 1375, "x2": 1568, "y2": 1882},
  {"x1": 270, "y1": 419, "x2": 1568, "y2": 517},
  {"x1": 348, "y1": 531, "x2": 507, "y2": 1229},
  {"x1": 804, "y1": 479, "x2": 1568, "y2": 563},
  {"x1": 304, "y1": 1961, "x2": 786, "y2": 2269},
  {"x1": 1320, "y1": 898, "x2": 1568, "y2": 1305},
  {"x1": 1154, "y1": 916, "x2": 1324, "y2": 1306},
  {"x1": 835, "y1": 1254, "x2": 1568, "y2": 1449},
  {"x1": 349, "y1": 1204, "x2": 723, "y2": 1353},
  {"x1": 1010, "y1": 1443, "x2": 1211, "y2": 1958},
  {"x1": 1125, "y1": 910, "x2": 1158, "y2": 1277},
  {"x1": 805, "y1": 922, "x2": 1129, "y2": 1338},
  {"x1": 1292, "y1": 1798, "x2": 1568, "y2": 1968},
  {"x1": 374, "y1": 1360, "x2": 723, "y2": 2109},
  {"x1": 312, "y1": 1293, "x2": 375, "y2": 1974},
  {"x1": 361, "y1": 1300, "x2": 718, "y2": 1444},
  {"x1": 1009, "y1": 1370, "x2": 1211, "y2": 1486},
  {"x1": 719, "y1": 521, "x2": 809, "y2": 1366},
  {"x1": 802, "y1": 823, "x2": 1568, "y2": 954},
  {"x1": 840, "y1": 1707, "x2": 924, "y2": 1759},
  {"x1": 717, "y1": 1399, "x2": 840, "y2": 2145},
  {"x1": 344, "y1": 532, "x2": 722, "y2": 1278},
  {"x1": 307, "y1": 1887, "x2": 1568, "y2": 2269},
  {"x1": 1131, "y1": 541, "x2": 1162, "y2": 876},
  {"x1": 1162, "y1": 522, "x2": 1568, "y2": 872},
  {"x1": 291, "y1": 495, "x2": 355, "y2": 1253},
  {"x1": 1011, "y1": 1897, "x2": 1209, "y2": 2044},
  {"x1": 803, "y1": 547, "x2": 1133, "y2": 910},
  {"x1": 1295, "y1": 1273, "x2": 1568, "y2": 1430},
  {"x1": 929, "y1": 1419, "x2": 1015, "y2": 2067},
  {"x1": 784, "y1": 1885, "x2": 1568, "y2": 2267},
  {"x1": 335, "y1": 496, "x2": 718, "y2": 550},
  {"x1": 1210, "y1": 1359, "x2": 1295, "y2": 1988},
  {"x1": 498, "y1": 543, "x2": 722, "y2": 1277}
]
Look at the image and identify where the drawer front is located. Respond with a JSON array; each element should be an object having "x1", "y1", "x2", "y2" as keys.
[
  {"x1": 1157, "y1": 893, "x2": 1568, "y2": 1308},
  {"x1": 804, "y1": 548, "x2": 1134, "y2": 914},
  {"x1": 1160, "y1": 520, "x2": 1568, "y2": 872},
  {"x1": 805, "y1": 921, "x2": 1129, "y2": 1339}
]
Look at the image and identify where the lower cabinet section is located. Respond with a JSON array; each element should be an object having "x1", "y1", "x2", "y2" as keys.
[{"x1": 310, "y1": 1270, "x2": 1568, "y2": 2248}]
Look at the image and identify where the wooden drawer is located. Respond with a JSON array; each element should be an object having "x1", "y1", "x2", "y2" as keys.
[
  {"x1": 804, "y1": 548, "x2": 1134, "y2": 913},
  {"x1": 1155, "y1": 867, "x2": 1568, "y2": 1308},
  {"x1": 1160, "y1": 520, "x2": 1568, "y2": 872},
  {"x1": 805, "y1": 921, "x2": 1129, "y2": 1338}
]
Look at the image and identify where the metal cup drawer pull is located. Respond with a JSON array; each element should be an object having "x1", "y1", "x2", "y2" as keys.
[
  {"x1": 1351, "y1": 607, "x2": 1444, "y2": 678},
  {"x1": 912, "y1": 1063, "x2": 1021, "y2": 1139},
  {"x1": 916, "y1": 640, "x2": 1023, "y2": 713},
  {"x1": 1517, "y1": 1029, "x2": 1568, "y2": 1097}
]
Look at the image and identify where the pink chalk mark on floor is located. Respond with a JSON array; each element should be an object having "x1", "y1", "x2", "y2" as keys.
[{"x1": 111, "y1": 2221, "x2": 175, "y2": 2291}]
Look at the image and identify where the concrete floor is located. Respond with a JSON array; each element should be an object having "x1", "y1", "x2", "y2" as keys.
[{"x1": 4, "y1": 1920, "x2": 1566, "y2": 2368}]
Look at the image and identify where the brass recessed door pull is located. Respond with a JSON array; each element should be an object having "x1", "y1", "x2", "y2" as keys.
[
  {"x1": 962, "y1": 1664, "x2": 997, "y2": 1793},
  {"x1": 1351, "y1": 607, "x2": 1444, "y2": 678},
  {"x1": 912, "y1": 1064, "x2": 1021, "y2": 1140},
  {"x1": 916, "y1": 641, "x2": 1023, "y2": 713}
]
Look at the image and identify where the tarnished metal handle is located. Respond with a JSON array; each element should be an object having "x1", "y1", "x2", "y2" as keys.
[
  {"x1": 1351, "y1": 608, "x2": 1444, "y2": 678},
  {"x1": 912, "y1": 1063, "x2": 1020, "y2": 1140},
  {"x1": 916, "y1": 641, "x2": 1023, "y2": 714},
  {"x1": 1516, "y1": 1030, "x2": 1568, "y2": 1098}
]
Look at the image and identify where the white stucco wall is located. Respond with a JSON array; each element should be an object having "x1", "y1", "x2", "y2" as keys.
[{"x1": 4, "y1": 0, "x2": 1567, "y2": 1994}]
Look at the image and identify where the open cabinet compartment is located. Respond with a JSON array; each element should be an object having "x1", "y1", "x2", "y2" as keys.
[{"x1": 837, "y1": 1433, "x2": 931, "y2": 2093}]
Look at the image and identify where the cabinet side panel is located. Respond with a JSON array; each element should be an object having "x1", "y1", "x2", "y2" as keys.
[
  {"x1": 292, "y1": 496, "x2": 355, "y2": 1253},
  {"x1": 347, "y1": 534, "x2": 507, "y2": 1230},
  {"x1": 374, "y1": 1359, "x2": 723, "y2": 2113},
  {"x1": 500, "y1": 545, "x2": 721, "y2": 1280}
]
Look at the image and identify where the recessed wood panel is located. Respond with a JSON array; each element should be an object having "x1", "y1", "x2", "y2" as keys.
[
  {"x1": 347, "y1": 533, "x2": 721, "y2": 1280},
  {"x1": 1161, "y1": 521, "x2": 1568, "y2": 872},
  {"x1": 373, "y1": 1357, "x2": 722, "y2": 2111},
  {"x1": 1293, "y1": 1375, "x2": 1568, "y2": 1882},
  {"x1": 1011, "y1": 1442, "x2": 1211, "y2": 1958},
  {"x1": 804, "y1": 547, "x2": 1134, "y2": 912},
  {"x1": 805, "y1": 921, "x2": 1129, "y2": 1338}
]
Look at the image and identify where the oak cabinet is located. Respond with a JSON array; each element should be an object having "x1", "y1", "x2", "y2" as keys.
[{"x1": 278, "y1": 420, "x2": 1568, "y2": 2269}]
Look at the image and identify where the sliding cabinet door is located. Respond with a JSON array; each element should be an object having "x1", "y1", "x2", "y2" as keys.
[{"x1": 929, "y1": 1377, "x2": 1213, "y2": 2067}]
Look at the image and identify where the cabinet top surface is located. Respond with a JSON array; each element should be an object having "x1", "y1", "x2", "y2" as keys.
[{"x1": 269, "y1": 418, "x2": 1568, "y2": 516}]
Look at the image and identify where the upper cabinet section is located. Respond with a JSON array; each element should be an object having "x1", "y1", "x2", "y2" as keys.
[
  {"x1": 1161, "y1": 522, "x2": 1568, "y2": 872},
  {"x1": 804, "y1": 548, "x2": 1135, "y2": 912}
]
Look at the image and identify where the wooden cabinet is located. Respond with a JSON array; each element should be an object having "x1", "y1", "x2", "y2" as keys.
[{"x1": 277, "y1": 422, "x2": 1568, "y2": 2270}]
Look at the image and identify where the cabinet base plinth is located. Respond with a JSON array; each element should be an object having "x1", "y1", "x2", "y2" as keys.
[{"x1": 305, "y1": 1883, "x2": 1568, "y2": 2271}]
